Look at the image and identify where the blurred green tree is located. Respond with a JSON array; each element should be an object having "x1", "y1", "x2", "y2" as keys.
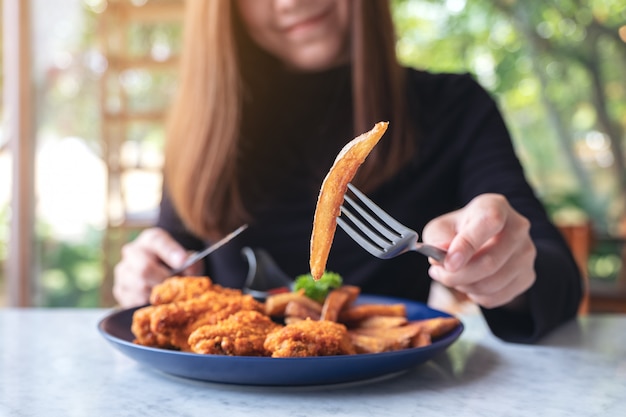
[{"x1": 393, "y1": 0, "x2": 626, "y2": 233}]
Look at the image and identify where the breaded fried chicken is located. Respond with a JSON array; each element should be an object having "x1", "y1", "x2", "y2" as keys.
[
  {"x1": 133, "y1": 290, "x2": 264, "y2": 351},
  {"x1": 264, "y1": 318, "x2": 356, "y2": 357},
  {"x1": 188, "y1": 310, "x2": 282, "y2": 356},
  {"x1": 131, "y1": 305, "x2": 167, "y2": 348},
  {"x1": 149, "y1": 276, "x2": 241, "y2": 305}
]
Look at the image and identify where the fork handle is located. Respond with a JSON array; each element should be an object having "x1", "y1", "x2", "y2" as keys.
[{"x1": 414, "y1": 243, "x2": 447, "y2": 263}]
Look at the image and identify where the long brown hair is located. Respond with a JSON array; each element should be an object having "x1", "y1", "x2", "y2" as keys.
[{"x1": 164, "y1": 0, "x2": 414, "y2": 240}]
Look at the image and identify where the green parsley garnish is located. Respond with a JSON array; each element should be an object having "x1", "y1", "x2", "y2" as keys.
[{"x1": 293, "y1": 271, "x2": 343, "y2": 303}]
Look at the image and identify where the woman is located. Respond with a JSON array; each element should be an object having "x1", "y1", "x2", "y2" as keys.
[{"x1": 114, "y1": 0, "x2": 583, "y2": 343}]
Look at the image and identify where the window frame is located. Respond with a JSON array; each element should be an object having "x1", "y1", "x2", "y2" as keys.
[{"x1": 2, "y1": 0, "x2": 35, "y2": 307}]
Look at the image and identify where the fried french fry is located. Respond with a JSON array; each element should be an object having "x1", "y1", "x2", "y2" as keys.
[
  {"x1": 351, "y1": 321, "x2": 422, "y2": 341},
  {"x1": 285, "y1": 300, "x2": 321, "y2": 321},
  {"x1": 320, "y1": 288, "x2": 351, "y2": 322},
  {"x1": 289, "y1": 295, "x2": 325, "y2": 314},
  {"x1": 411, "y1": 317, "x2": 461, "y2": 339},
  {"x1": 350, "y1": 315, "x2": 408, "y2": 329},
  {"x1": 265, "y1": 290, "x2": 320, "y2": 316},
  {"x1": 338, "y1": 303, "x2": 406, "y2": 323},
  {"x1": 337, "y1": 285, "x2": 360, "y2": 307},
  {"x1": 309, "y1": 122, "x2": 389, "y2": 280},
  {"x1": 350, "y1": 316, "x2": 459, "y2": 350},
  {"x1": 348, "y1": 332, "x2": 410, "y2": 354},
  {"x1": 410, "y1": 330, "x2": 432, "y2": 348}
]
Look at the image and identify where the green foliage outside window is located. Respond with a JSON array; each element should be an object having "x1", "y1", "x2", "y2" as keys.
[{"x1": 392, "y1": 0, "x2": 626, "y2": 232}]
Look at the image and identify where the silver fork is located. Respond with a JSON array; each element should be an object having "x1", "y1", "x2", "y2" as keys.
[{"x1": 337, "y1": 183, "x2": 447, "y2": 262}]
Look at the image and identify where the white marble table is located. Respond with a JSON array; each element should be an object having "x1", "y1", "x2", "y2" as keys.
[{"x1": 1, "y1": 309, "x2": 624, "y2": 417}]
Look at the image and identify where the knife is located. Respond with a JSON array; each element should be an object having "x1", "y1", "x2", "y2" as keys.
[{"x1": 168, "y1": 224, "x2": 248, "y2": 276}]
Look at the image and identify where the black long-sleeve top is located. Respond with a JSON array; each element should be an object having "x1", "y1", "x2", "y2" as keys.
[{"x1": 157, "y1": 65, "x2": 583, "y2": 344}]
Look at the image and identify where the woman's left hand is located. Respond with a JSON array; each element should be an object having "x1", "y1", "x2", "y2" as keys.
[{"x1": 423, "y1": 193, "x2": 536, "y2": 310}]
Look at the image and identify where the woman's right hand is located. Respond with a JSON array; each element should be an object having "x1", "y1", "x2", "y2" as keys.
[{"x1": 113, "y1": 227, "x2": 203, "y2": 307}]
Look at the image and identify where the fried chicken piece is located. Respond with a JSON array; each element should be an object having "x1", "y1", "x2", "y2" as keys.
[
  {"x1": 149, "y1": 276, "x2": 241, "y2": 305},
  {"x1": 188, "y1": 310, "x2": 282, "y2": 356},
  {"x1": 132, "y1": 290, "x2": 265, "y2": 351},
  {"x1": 133, "y1": 303, "x2": 205, "y2": 349},
  {"x1": 131, "y1": 305, "x2": 170, "y2": 348},
  {"x1": 153, "y1": 293, "x2": 264, "y2": 351},
  {"x1": 264, "y1": 318, "x2": 356, "y2": 357}
]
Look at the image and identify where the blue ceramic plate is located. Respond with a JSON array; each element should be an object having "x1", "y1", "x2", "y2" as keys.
[{"x1": 98, "y1": 295, "x2": 463, "y2": 386}]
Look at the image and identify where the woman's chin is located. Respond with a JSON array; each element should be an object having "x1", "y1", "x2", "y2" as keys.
[{"x1": 282, "y1": 45, "x2": 349, "y2": 73}]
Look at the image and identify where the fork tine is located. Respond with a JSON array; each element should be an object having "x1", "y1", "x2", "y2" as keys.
[
  {"x1": 340, "y1": 184, "x2": 447, "y2": 262},
  {"x1": 340, "y1": 204, "x2": 394, "y2": 248},
  {"x1": 336, "y1": 217, "x2": 386, "y2": 257},
  {"x1": 346, "y1": 183, "x2": 408, "y2": 233},
  {"x1": 342, "y1": 195, "x2": 399, "y2": 242}
]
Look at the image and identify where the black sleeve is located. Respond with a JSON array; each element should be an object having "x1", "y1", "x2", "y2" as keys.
[
  {"x1": 456, "y1": 75, "x2": 583, "y2": 343},
  {"x1": 155, "y1": 184, "x2": 205, "y2": 252},
  {"x1": 482, "y1": 240, "x2": 583, "y2": 343}
]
